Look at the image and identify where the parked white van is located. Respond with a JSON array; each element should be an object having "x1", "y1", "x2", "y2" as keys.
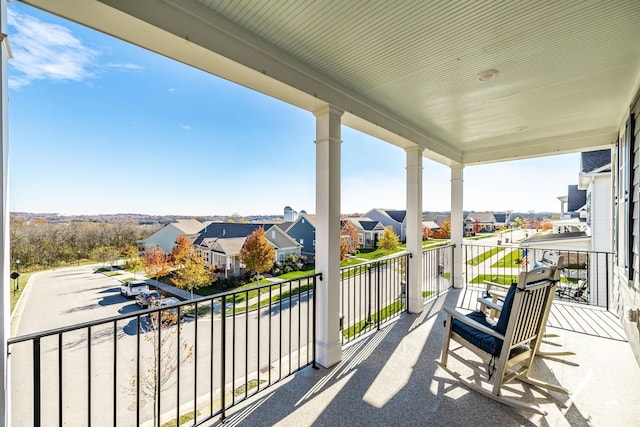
[{"x1": 120, "y1": 280, "x2": 149, "y2": 297}]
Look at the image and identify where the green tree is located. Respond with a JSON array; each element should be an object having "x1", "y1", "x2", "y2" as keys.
[
  {"x1": 123, "y1": 245, "x2": 144, "y2": 278},
  {"x1": 377, "y1": 226, "x2": 399, "y2": 254},
  {"x1": 514, "y1": 217, "x2": 524, "y2": 229},
  {"x1": 239, "y1": 227, "x2": 275, "y2": 280}
]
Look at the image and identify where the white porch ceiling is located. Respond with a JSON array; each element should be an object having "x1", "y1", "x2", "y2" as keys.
[{"x1": 22, "y1": 0, "x2": 640, "y2": 166}]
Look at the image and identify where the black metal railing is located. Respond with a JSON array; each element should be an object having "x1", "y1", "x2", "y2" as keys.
[
  {"x1": 422, "y1": 244, "x2": 454, "y2": 300},
  {"x1": 8, "y1": 274, "x2": 319, "y2": 426},
  {"x1": 339, "y1": 254, "x2": 409, "y2": 345},
  {"x1": 462, "y1": 243, "x2": 613, "y2": 308}
]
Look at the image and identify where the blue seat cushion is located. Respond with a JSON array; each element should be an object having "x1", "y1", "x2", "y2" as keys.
[{"x1": 451, "y1": 284, "x2": 517, "y2": 356}]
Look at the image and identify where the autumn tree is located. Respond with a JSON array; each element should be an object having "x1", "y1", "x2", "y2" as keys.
[
  {"x1": 472, "y1": 218, "x2": 482, "y2": 234},
  {"x1": 339, "y1": 237, "x2": 349, "y2": 262},
  {"x1": 170, "y1": 236, "x2": 215, "y2": 298},
  {"x1": 170, "y1": 235, "x2": 192, "y2": 264},
  {"x1": 341, "y1": 220, "x2": 360, "y2": 255},
  {"x1": 422, "y1": 226, "x2": 433, "y2": 240},
  {"x1": 541, "y1": 218, "x2": 553, "y2": 231},
  {"x1": 514, "y1": 217, "x2": 524, "y2": 229},
  {"x1": 436, "y1": 219, "x2": 451, "y2": 239},
  {"x1": 144, "y1": 247, "x2": 170, "y2": 285},
  {"x1": 239, "y1": 227, "x2": 275, "y2": 280},
  {"x1": 377, "y1": 226, "x2": 399, "y2": 254}
]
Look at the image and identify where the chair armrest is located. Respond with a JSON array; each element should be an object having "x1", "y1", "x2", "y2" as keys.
[
  {"x1": 477, "y1": 297, "x2": 503, "y2": 313},
  {"x1": 443, "y1": 306, "x2": 505, "y2": 340}
]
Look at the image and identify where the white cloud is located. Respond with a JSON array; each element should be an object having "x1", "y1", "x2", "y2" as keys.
[
  {"x1": 106, "y1": 63, "x2": 143, "y2": 71},
  {"x1": 7, "y1": 9, "x2": 98, "y2": 88},
  {"x1": 181, "y1": 124, "x2": 192, "y2": 130}
]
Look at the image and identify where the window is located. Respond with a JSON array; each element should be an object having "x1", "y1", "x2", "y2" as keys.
[{"x1": 300, "y1": 239, "x2": 304, "y2": 245}]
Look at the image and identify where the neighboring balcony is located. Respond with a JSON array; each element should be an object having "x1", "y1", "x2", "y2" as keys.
[{"x1": 8, "y1": 244, "x2": 639, "y2": 426}]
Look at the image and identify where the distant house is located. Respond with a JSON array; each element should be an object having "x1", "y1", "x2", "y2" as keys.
[
  {"x1": 345, "y1": 218, "x2": 385, "y2": 249},
  {"x1": 464, "y1": 212, "x2": 497, "y2": 234},
  {"x1": 422, "y1": 213, "x2": 450, "y2": 228},
  {"x1": 136, "y1": 219, "x2": 206, "y2": 254},
  {"x1": 422, "y1": 220, "x2": 440, "y2": 234},
  {"x1": 364, "y1": 209, "x2": 407, "y2": 242},
  {"x1": 286, "y1": 213, "x2": 317, "y2": 261},
  {"x1": 191, "y1": 222, "x2": 301, "y2": 277}
]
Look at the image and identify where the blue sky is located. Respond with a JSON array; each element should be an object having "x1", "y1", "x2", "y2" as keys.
[{"x1": 6, "y1": 4, "x2": 580, "y2": 217}]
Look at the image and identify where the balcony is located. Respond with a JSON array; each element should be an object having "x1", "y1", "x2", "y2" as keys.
[{"x1": 9, "y1": 245, "x2": 640, "y2": 426}]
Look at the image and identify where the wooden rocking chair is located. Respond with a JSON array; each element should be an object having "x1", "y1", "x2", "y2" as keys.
[
  {"x1": 438, "y1": 266, "x2": 569, "y2": 414},
  {"x1": 478, "y1": 252, "x2": 575, "y2": 359}
]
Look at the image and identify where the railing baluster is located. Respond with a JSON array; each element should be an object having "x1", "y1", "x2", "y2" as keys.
[
  {"x1": 88, "y1": 326, "x2": 92, "y2": 426},
  {"x1": 58, "y1": 333, "x2": 62, "y2": 426},
  {"x1": 33, "y1": 337, "x2": 41, "y2": 426}
]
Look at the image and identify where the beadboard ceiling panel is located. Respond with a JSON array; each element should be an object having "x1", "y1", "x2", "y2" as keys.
[{"x1": 24, "y1": 0, "x2": 640, "y2": 165}]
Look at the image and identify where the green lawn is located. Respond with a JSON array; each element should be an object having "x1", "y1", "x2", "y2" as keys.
[
  {"x1": 469, "y1": 273, "x2": 518, "y2": 286},
  {"x1": 466, "y1": 247, "x2": 504, "y2": 266},
  {"x1": 357, "y1": 245, "x2": 406, "y2": 260},
  {"x1": 491, "y1": 249, "x2": 522, "y2": 268}
]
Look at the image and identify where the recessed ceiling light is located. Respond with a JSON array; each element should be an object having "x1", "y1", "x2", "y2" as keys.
[{"x1": 476, "y1": 69, "x2": 499, "y2": 81}]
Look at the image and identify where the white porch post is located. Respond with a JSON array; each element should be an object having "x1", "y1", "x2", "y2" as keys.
[
  {"x1": 450, "y1": 165, "x2": 464, "y2": 288},
  {"x1": 1, "y1": 0, "x2": 10, "y2": 422},
  {"x1": 405, "y1": 146, "x2": 424, "y2": 313},
  {"x1": 314, "y1": 105, "x2": 343, "y2": 368}
]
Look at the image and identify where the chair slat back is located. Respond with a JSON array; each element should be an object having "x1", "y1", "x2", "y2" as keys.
[{"x1": 503, "y1": 267, "x2": 557, "y2": 349}]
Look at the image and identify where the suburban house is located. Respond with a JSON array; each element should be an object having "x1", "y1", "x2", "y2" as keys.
[
  {"x1": 422, "y1": 213, "x2": 450, "y2": 228},
  {"x1": 286, "y1": 213, "x2": 317, "y2": 261},
  {"x1": 464, "y1": 211, "x2": 497, "y2": 234},
  {"x1": 364, "y1": 209, "x2": 407, "y2": 242},
  {"x1": 344, "y1": 217, "x2": 385, "y2": 249},
  {"x1": 136, "y1": 218, "x2": 206, "y2": 254},
  {"x1": 521, "y1": 149, "x2": 613, "y2": 304},
  {"x1": 190, "y1": 222, "x2": 301, "y2": 278}
]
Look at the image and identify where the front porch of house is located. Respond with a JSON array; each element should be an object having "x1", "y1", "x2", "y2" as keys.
[{"x1": 210, "y1": 290, "x2": 640, "y2": 427}]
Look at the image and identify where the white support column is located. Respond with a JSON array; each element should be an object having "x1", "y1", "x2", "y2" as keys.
[
  {"x1": 313, "y1": 105, "x2": 343, "y2": 368},
  {"x1": 405, "y1": 146, "x2": 424, "y2": 313},
  {"x1": 1, "y1": 1, "x2": 10, "y2": 423},
  {"x1": 450, "y1": 165, "x2": 464, "y2": 288}
]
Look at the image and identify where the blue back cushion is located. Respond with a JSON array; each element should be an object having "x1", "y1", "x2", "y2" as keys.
[
  {"x1": 494, "y1": 284, "x2": 517, "y2": 334},
  {"x1": 450, "y1": 284, "x2": 517, "y2": 356}
]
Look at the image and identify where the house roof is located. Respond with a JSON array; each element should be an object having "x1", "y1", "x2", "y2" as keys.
[
  {"x1": 213, "y1": 237, "x2": 249, "y2": 256},
  {"x1": 493, "y1": 213, "x2": 507, "y2": 223},
  {"x1": 170, "y1": 219, "x2": 205, "y2": 234},
  {"x1": 274, "y1": 222, "x2": 292, "y2": 231},
  {"x1": 581, "y1": 149, "x2": 611, "y2": 174},
  {"x1": 384, "y1": 210, "x2": 406, "y2": 223},
  {"x1": 521, "y1": 231, "x2": 589, "y2": 244},
  {"x1": 567, "y1": 185, "x2": 587, "y2": 212},
  {"x1": 192, "y1": 222, "x2": 265, "y2": 246},
  {"x1": 465, "y1": 212, "x2": 496, "y2": 223},
  {"x1": 422, "y1": 214, "x2": 450, "y2": 226},
  {"x1": 422, "y1": 221, "x2": 440, "y2": 230}
]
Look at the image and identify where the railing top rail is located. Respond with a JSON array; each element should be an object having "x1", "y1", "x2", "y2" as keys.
[
  {"x1": 421, "y1": 243, "x2": 454, "y2": 254},
  {"x1": 8, "y1": 273, "x2": 322, "y2": 345},
  {"x1": 460, "y1": 242, "x2": 614, "y2": 255}
]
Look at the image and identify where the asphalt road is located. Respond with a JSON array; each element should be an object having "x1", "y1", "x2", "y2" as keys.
[{"x1": 9, "y1": 265, "x2": 313, "y2": 426}]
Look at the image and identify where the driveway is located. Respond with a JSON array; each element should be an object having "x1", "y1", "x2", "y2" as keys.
[{"x1": 13, "y1": 264, "x2": 143, "y2": 337}]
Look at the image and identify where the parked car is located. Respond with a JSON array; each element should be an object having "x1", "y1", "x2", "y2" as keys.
[
  {"x1": 150, "y1": 297, "x2": 183, "y2": 326},
  {"x1": 136, "y1": 290, "x2": 161, "y2": 308},
  {"x1": 120, "y1": 280, "x2": 149, "y2": 297}
]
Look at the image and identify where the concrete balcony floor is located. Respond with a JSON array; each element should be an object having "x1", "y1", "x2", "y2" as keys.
[{"x1": 208, "y1": 289, "x2": 640, "y2": 427}]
